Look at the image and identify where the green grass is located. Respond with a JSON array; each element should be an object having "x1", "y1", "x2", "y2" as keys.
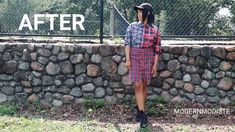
[
  {"x1": 0, "y1": 116, "x2": 119, "y2": 132},
  {"x1": 0, "y1": 104, "x2": 18, "y2": 116},
  {"x1": 82, "y1": 98, "x2": 106, "y2": 109}
]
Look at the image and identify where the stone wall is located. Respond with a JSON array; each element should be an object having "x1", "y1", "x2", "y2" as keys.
[{"x1": 0, "y1": 43, "x2": 235, "y2": 106}]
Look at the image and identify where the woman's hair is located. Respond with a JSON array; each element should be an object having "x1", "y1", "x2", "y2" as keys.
[{"x1": 136, "y1": 9, "x2": 155, "y2": 24}]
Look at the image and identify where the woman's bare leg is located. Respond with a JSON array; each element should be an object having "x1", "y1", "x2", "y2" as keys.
[{"x1": 134, "y1": 82, "x2": 145, "y2": 111}]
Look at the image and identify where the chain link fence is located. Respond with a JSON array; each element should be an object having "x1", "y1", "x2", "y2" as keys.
[{"x1": 0, "y1": 0, "x2": 235, "y2": 41}]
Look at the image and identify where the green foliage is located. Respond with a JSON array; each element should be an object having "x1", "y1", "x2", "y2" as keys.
[
  {"x1": 151, "y1": 96, "x2": 166, "y2": 104},
  {"x1": 83, "y1": 98, "x2": 106, "y2": 109},
  {"x1": 0, "y1": 104, "x2": 18, "y2": 116}
]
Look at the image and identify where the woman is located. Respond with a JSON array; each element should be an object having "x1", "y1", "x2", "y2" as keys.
[{"x1": 124, "y1": 3, "x2": 162, "y2": 128}]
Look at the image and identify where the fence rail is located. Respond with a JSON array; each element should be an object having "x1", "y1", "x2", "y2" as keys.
[{"x1": 0, "y1": 0, "x2": 235, "y2": 43}]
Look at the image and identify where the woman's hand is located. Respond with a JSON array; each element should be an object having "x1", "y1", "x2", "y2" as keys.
[
  {"x1": 151, "y1": 64, "x2": 157, "y2": 76},
  {"x1": 125, "y1": 59, "x2": 132, "y2": 70}
]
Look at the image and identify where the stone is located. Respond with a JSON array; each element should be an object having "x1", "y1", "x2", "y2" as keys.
[
  {"x1": 191, "y1": 74, "x2": 201, "y2": 85},
  {"x1": 1, "y1": 86, "x2": 14, "y2": 95},
  {"x1": 175, "y1": 80, "x2": 184, "y2": 89},
  {"x1": 95, "y1": 87, "x2": 106, "y2": 98},
  {"x1": 87, "y1": 64, "x2": 100, "y2": 77},
  {"x1": 54, "y1": 80, "x2": 62, "y2": 86},
  {"x1": 5, "y1": 60, "x2": 17, "y2": 74},
  {"x1": 208, "y1": 96, "x2": 220, "y2": 103},
  {"x1": 201, "y1": 80, "x2": 209, "y2": 88},
  {"x1": 216, "y1": 71, "x2": 225, "y2": 79},
  {"x1": 18, "y1": 61, "x2": 30, "y2": 71},
  {"x1": 195, "y1": 95, "x2": 206, "y2": 103},
  {"x1": 206, "y1": 87, "x2": 218, "y2": 96},
  {"x1": 60, "y1": 61, "x2": 73, "y2": 74},
  {"x1": 174, "y1": 71, "x2": 183, "y2": 80},
  {"x1": 165, "y1": 78, "x2": 175, "y2": 86},
  {"x1": 162, "y1": 82, "x2": 171, "y2": 90},
  {"x1": 188, "y1": 57, "x2": 195, "y2": 65},
  {"x1": 0, "y1": 45, "x2": 6, "y2": 53},
  {"x1": 208, "y1": 57, "x2": 220, "y2": 68},
  {"x1": 227, "y1": 52, "x2": 235, "y2": 61},
  {"x1": 82, "y1": 83, "x2": 95, "y2": 92},
  {"x1": 31, "y1": 62, "x2": 44, "y2": 71},
  {"x1": 46, "y1": 62, "x2": 60, "y2": 75},
  {"x1": 186, "y1": 66, "x2": 197, "y2": 73},
  {"x1": 64, "y1": 79, "x2": 75, "y2": 88},
  {"x1": 122, "y1": 75, "x2": 132, "y2": 86},
  {"x1": 15, "y1": 86, "x2": 23, "y2": 93},
  {"x1": 218, "y1": 90, "x2": 226, "y2": 98},
  {"x1": 49, "y1": 56, "x2": 58, "y2": 62},
  {"x1": 162, "y1": 53, "x2": 171, "y2": 60},
  {"x1": 194, "y1": 86, "x2": 204, "y2": 95},
  {"x1": 183, "y1": 83, "x2": 194, "y2": 93},
  {"x1": 112, "y1": 55, "x2": 122, "y2": 63},
  {"x1": 226, "y1": 91, "x2": 235, "y2": 97},
  {"x1": 171, "y1": 96, "x2": 185, "y2": 103},
  {"x1": 169, "y1": 88, "x2": 178, "y2": 96},
  {"x1": 219, "y1": 61, "x2": 232, "y2": 71},
  {"x1": 0, "y1": 93, "x2": 7, "y2": 103},
  {"x1": 183, "y1": 74, "x2": 191, "y2": 82},
  {"x1": 70, "y1": 54, "x2": 83, "y2": 64},
  {"x1": 42, "y1": 75, "x2": 54, "y2": 86},
  {"x1": 219, "y1": 98, "x2": 230, "y2": 105},
  {"x1": 38, "y1": 56, "x2": 49, "y2": 65},
  {"x1": 58, "y1": 52, "x2": 69, "y2": 60},
  {"x1": 70, "y1": 87, "x2": 83, "y2": 97},
  {"x1": 201, "y1": 47, "x2": 211, "y2": 58},
  {"x1": 93, "y1": 77, "x2": 104, "y2": 86},
  {"x1": 57, "y1": 86, "x2": 70, "y2": 94},
  {"x1": 45, "y1": 93, "x2": 53, "y2": 103},
  {"x1": 202, "y1": 69, "x2": 215, "y2": 80},
  {"x1": 111, "y1": 74, "x2": 121, "y2": 82},
  {"x1": 21, "y1": 81, "x2": 31, "y2": 88},
  {"x1": 30, "y1": 52, "x2": 37, "y2": 61},
  {"x1": 188, "y1": 48, "x2": 200, "y2": 57},
  {"x1": 105, "y1": 95, "x2": 117, "y2": 104},
  {"x1": 62, "y1": 95, "x2": 74, "y2": 104},
  {"x1": 158, "y1": 62, "x2": 167, "y2": 71},
  {"x1": 101, "y1": 57, "x2": 117, "y2": 74},
  {"x1": 195, "y1": 56, "x2": 207, "y2": 68},
  {"x1": 53, "y1": 94, "x2": 62, "y2": 100},
  {"x1": 184, "y1": 93, "x2": 195, "y2": 100},
  {"x1": 76, "y1": 74, "x2": 86, "y2": 85},
  {"x1": 99, "y1": 45, "x2": 117, "y2": 57},
  {"x1": 118, "y1": 62, "x2": 128, "y2": 75},
  {"x1": 160, "y1": 70, "x2": 172, "y2": 78},
  {"x1": 75, "y1": 63, "x2": 87, "y2": 75},
  {"x1": 161, "y1": 91, "x2": 173, "y2": 102},
  {"x1": 212, "y1": 47, "x2": 226, "y2": 59},
  {"x1": 0, "y1": 74, "x2": 13, "y2": 81},
  {"x1": 32, "y1": 78, "x2": 42, "y2": 86},
  {"x1": 178, "y1": 55, "x2": 188, "y2": 63},
  {"x1": 106, "y1": 87, "x2": 113, "y2": 96},
  {"x1": 83, "y1": 46, "x2": 92, "y2": 54},
  {"x1": 91, "y1": 54, "x2": 102, "y2": 63},
  {"x1": 217, "y1": 77, "x2": 233, "y2": 91},
  {"x1": 52, "y1": 100, "x2": 63, "y2": 107},
  {"x1": 43, "y1": 86, "x2": 56, "y2": 92},
  {"x1": 167, "y1": 60, "x2": 180, "y2": 72},
  {"x1": 109, "y1": 82, "x2": 122, "y2": 88},
  {"x1": 37, "y1": 48, "x2": 51, "y2": 57},
  {"x1": 52, "y1": 45, "x2": 60, "y2": 55}
]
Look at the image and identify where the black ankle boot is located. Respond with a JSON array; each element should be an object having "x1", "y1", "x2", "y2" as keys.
[
  {"x1": 139, "y1": 110, "x2": 148, "y2": 128},
  {"x1": 135, "y1": 105, "x2": 141, "y2": 122}
]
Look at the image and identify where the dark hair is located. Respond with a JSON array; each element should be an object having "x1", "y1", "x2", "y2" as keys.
[{"x1": 136, "y1": 9, "x2": 155, "y2": 24}]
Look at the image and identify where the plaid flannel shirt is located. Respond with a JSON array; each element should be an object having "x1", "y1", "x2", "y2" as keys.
[{"x1": 124, "y1": 21, "x2": 162, "y2": 55}]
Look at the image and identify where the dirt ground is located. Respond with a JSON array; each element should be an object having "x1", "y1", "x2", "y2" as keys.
[{"x1": 16, "y1": 102, "x2": 235, "y2": 132}]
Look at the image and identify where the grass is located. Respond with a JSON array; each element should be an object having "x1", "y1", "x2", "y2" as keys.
[
  {"x1": 82, "y1": 98, "x2": 106, "y2": 109},
  {"x1": 0, "y1": 103, "x2": 18, "y2": 116}
]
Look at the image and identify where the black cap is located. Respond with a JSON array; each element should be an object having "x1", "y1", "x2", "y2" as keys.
[{"x1": 134, "y1": 3, "x2": 153, "y2": 12}]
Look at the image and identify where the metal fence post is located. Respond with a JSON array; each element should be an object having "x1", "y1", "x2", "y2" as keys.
[{"x1": 100, "y1": 0, "x2": 104, "y2": 44}]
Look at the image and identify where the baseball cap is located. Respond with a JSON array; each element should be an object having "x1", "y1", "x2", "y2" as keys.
[{"x1": 134, "y1": 3, "x2": 153, "y2": 12}]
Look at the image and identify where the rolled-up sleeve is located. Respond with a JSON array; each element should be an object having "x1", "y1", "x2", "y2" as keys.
[
  {"x1": 154, "y1": 30, "x2": 162, "y2": 55},
  {"x1": 124, "y1": 24, "x2": 132, "y2": 47}
]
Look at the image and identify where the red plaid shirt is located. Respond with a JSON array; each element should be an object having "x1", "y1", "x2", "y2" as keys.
[{"x1": 125, "y1": 21, "x2": 162, "y2": 55}]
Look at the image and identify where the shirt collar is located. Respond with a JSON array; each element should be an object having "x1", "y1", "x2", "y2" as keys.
[{"x1": 138, "y1": 21, "x2": 152, "y2": 27}]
